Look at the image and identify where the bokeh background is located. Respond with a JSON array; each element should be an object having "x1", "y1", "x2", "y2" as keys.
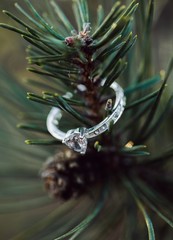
[{"x1": 0, "y1": 0, "x2": 172, "y2": 239}]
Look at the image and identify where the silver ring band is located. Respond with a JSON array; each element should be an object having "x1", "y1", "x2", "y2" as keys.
[{"x1": 47, "y1": 82, "x2": 126, "y2": 154}]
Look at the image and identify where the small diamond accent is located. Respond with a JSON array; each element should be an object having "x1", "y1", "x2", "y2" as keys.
[
  {"x1": 94, "y1": 130, "x2": 99, "y2": 135},
  {"x1": 101, "y1": 124, "x2": 107, "y2": 130},
  {"x1": 62, "y1": 129, "x2": 87, "y2": 154}
]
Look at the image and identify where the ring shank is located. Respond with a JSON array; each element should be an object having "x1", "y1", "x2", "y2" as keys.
[
  {"x1": 46, "y1": 82, "x2": 126, "y2": 141},
  {"x1": 85, "y1": 82, "x2": 125, "y2": 138}
]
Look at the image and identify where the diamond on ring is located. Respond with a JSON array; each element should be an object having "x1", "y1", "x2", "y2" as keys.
[{"x1": 62, "y1": 128, "x2": 87, "y2": 155}]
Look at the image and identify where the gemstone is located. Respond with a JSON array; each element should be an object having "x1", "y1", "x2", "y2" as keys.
[
  {"x1": 101, "y1": 124, "x2": 107, "y2": 130},
  {"x1": 94, "y1": 130, "x2": 99, "y2": 135},
  {"x1": 62, "y1": 129, "x2": 87, "y2": 154}
]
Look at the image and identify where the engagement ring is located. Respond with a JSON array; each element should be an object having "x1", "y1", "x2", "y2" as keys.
[{"x1": 47, "y1": 82, "x2": 126, "y2": 154}]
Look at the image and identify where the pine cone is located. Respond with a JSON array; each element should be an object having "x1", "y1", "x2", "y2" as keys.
[{"x1": 41, "y1": 149, "x2": 106, "y2": 200}]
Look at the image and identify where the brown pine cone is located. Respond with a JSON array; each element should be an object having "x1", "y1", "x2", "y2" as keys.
[{"x1": 41, "y1": 149, "x2": 106, "y2": 200}]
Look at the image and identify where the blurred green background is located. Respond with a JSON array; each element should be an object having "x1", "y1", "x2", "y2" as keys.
[{"x1": 0, "y1": 0, "x2": 172, "y2": 239}]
